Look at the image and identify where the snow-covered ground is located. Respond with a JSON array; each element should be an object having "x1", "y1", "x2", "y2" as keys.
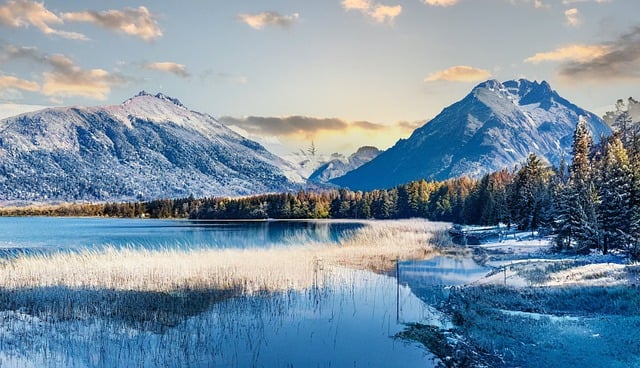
[
  {"x1": 466, "y1": 230, "x2": 640, "y2": 288},
  {"x1": 398, "y1": 228, "x2": 640, "y2": 367}
]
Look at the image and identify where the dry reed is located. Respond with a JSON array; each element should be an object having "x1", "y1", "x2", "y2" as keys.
[{"x1": 0, "y1": 220, "x2": 449, "y2": 294}]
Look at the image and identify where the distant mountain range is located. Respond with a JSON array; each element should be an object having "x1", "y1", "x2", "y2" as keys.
[
  {"x1": 0, "y1": 79, "x2": 615, "y2": 202},
  {"x1": 331, "y1": 79, "x2": 611, "y2": 191},
  {"x1": 309, "y1": 146, "x2": 381, "y2": 183},
  {"x1": 0, "y1": 91, "x2": 304, "y2": 202}
]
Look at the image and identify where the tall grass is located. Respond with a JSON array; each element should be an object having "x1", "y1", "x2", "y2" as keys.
[{"x1": 0, "y1": 219, "x2": 449, "y2": 294}]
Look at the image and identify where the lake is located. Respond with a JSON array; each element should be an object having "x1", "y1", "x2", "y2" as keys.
[
  {"x1": 0, "y1": 217, "x2": 365, "y2": 253},
  {"x1": 0, "y1": 218, "x2": 489, "y2": 367}
]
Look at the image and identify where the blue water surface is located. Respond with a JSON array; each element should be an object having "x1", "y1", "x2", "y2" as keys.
[{"x1": 0, "y1": 217, "x2": 364, "y2": 253}]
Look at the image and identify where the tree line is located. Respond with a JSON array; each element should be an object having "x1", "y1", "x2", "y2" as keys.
[{"x1": 1, "y1": 99, "x2": 638, "y2": 257}]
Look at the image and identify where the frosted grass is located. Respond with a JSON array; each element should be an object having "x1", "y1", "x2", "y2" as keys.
[{"x1": 0, "y1": 219, "x2": 449, "y2": 294}]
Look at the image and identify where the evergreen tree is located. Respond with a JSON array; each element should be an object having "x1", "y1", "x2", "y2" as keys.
[
  {"x1": 510, "y1": 153, "x2": 549, "y2": 231},
  {"x1": 597, "y1": 136, "x2": 633, "y2": 254},
  {"x1": 566, "y1": 117, "x2": 600, "y2": 253}
]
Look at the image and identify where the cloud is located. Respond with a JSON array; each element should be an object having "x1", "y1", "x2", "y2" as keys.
[
  {"x1": 424, "y1": 65, "x2": 492, "y2": 82},
  {"x1": 218, "y1": 115, "x2": 399, "y2": 138},
  {"x1": 237, "y1": 11, "x2": 299, "y2": 30},
  {"x1": 220, "y1": 116, "x2": 348, "y2": 137},
  {"x1": 143, "y1": 62, "x2": 189, "y2": 78},
  {"x1": 200, "y1": 70, "x2": 248, "y2": 85},
  {"x1": 397, "y1": 120, "x2": 425, "y2": 131},
  {"x1": 342, "y1": 0, "x2": 402, "y2": 24},
  {"x1": 558, "y1": 26, "x2": 640, "y2": 81},
  {"x1": 0, "y1": 0, "x2": 87, "y2": 40},
  {"x1": 368, "y1": 5, "x2": 402, "y2": 23},
  {"x1": 526, "y1": 26, "x2": 640, "y2": 82},
  {"x1": 62, "y1": 6, "x2": 162, "y2": 41},
  {"x1": 353, "y1": 120, "x2": 386, "y2": 130},
  {"x1": 564, "y1": 8, "x2": 581, "y2": 27},
  {"x1": 1, "y1": 45, "x2": 125, "y2": 100},
  {"x1": 524, "y1": 44, "x2": 611, "y2": 63},
  {"x1": 422, "y1": 0, "x2": 460, "y2": 6},
  {"x1": 0, "y1": 75, "x2": 39, "y2": 92},
  {"x1": 40, "y1": 55, "x2": 124, "y2": 100},
  {"x1": 562, "y1": 0, "x2": 610, "y2": 4},
  {"x1": 342, "y1": 0, "x2": 371, "y2": 10}
]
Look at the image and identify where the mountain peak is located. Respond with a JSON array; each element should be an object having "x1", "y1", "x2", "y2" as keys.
[
  {"x1": 124, "y1": 91, "x2": 186, "y2": 109},
  {"x1": 473, "y1": 79, "x2": 503, "y2": 91},
  {"x1": 331, "y1": 78, "x2": 611, "y2": 191},
  {"x1": 0, "y1": 93, "x2": 303, "y2": 201}
]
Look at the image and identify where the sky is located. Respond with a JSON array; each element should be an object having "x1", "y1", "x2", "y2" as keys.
[{"x1": 0, "y1": 0, "x2": 638, "y2": 157}]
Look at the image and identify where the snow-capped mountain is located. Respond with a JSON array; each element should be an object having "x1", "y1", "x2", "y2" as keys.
[
  {"x1": 0, "y1": 91, "x2": 304, "y2": 201},
  {"x1": 309, "y1": 146, "x2": 381, "y2": 183},
  {"x1": 331, "y1": 79, "x2": 611, "y2": 191}
]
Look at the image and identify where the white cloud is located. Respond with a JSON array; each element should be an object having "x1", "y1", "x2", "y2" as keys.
[
  {"x1": 562, "y1": 0, "x2": 611, "y2": 4},
  {"x1": 424, "y1": 65, "x2": 492, "y2": 82},
  {"x1": 237, "y1": 11, "x2": 300, "y2": 30},
  {"x1": 62, "y1": 6, "x2": 162, "y2": 41},
  {"x1": 422, "y1": 0, "x2": 460, "y2": 6},
  {"x1": 0, "y1": 0, "x2": 87, "y2": 40},
  {"x1": 143, "y1": 62, "x2": 190, "y2": 78},
  {"x1": 564, "y1": 8, "x2": 581, "y2": 27}
]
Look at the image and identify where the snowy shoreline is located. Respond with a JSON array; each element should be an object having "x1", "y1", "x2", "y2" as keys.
[
  {"x1": 467, "y1": 232, "x2": 639, "y2": 288},
  {"x1": 398, "y1": 230, "x2": 640, "y2": 368}
]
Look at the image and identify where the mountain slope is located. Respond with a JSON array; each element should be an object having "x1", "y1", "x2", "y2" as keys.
[
  {"x1": 331, "y1": 79, "x2": 611, "y2": 191},
  {"x1": 309, "y1": 146, "x2": 381, "y2": 183},
  {"x1": 0, "y1": 92, "x2": 304, "y2": 201}
]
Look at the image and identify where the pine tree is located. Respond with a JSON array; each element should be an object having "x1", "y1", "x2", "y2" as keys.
[
  {"x1": 509, "y1": 153, "x2": 550, "y2": 231},
  {"x1": 567, "y1": 117, "x2": 600, "y2": 253},
  {"x1": 597, "y1": 136, "x2": 633, "y2": 254}
]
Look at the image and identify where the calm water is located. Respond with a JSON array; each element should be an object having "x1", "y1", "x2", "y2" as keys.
[
  {"x1": 0, "y1": 269, "x2": 445, "y2": 367},
  {"x1": 0, "y1": 218, "x2": 494, "y2": 367},
  {"x1": 0, "y1": 217, "x2": 364, "y2": 252}
]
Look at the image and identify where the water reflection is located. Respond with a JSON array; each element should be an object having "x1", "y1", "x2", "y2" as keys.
[
  {"x1": 0, "y1": 218, "x2": 365, "y2": 253},
  {"x1": 0, "y1": 269, "x2": 438, "y2": 367},
  {"x1": 399, "y1": 256, "x2": 490, "y2": 287},
  {"x1": 398, "y1": 256, "x2": 491, "y2": 307}
]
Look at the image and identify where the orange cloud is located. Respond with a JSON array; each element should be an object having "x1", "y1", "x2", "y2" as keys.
[
  {"x1": 424, "y1": 65, "x2": 492, "y2": 82},
  {"x1": 41, "y1": 55, "x2": 124, "y2": 101},
  {"x1": 342, "y1": 0, "x2": 402, "y2": 24},
  {"x1": 0, "y1": 75, "x2": 39, "y2": 92},
  {"x1": 524, "y1": 44, "x2": 610, "y2": 63},
  {"x1": 2, "y1": 45, "x2": 124, "y2": 100}
]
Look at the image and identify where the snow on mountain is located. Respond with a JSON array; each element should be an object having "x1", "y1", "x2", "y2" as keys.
[
  {"x1": 282, "y1": 151, "x2": 332, "y2": 180},
  {"x1": 331, "y1": 79, "x2": 611, "y2": 191},
  {"x1": 309, "y1": 146, "x2": 381, "y2": 183},
  {"x1": 0, "y1": 92, "x2": 304, "y2": 202}
]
